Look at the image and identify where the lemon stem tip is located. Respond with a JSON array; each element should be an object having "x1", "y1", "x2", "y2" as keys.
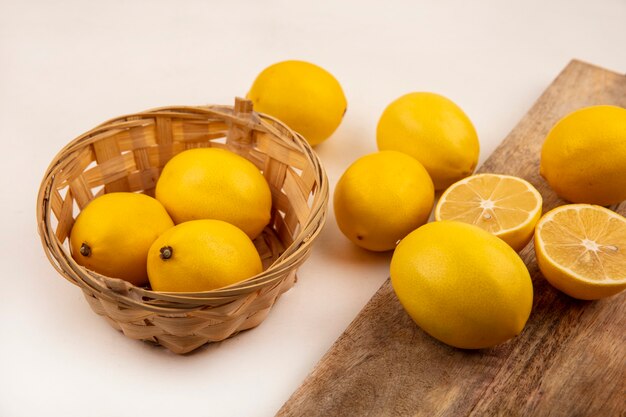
[
  {"x1": 79, "y1": 243, "x2": 91, "y2": 257},
  {"x1": 160, "y1": 246, "x2": 173, "y2": 260}
]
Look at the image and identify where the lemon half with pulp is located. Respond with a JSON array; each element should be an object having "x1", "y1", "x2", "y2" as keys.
[
  {"x1": 534, "y1": 204, "x2": 626, "y2": 300},
  {"x1": 435, "y1": 173, "x2": 542, "y2": 251}
]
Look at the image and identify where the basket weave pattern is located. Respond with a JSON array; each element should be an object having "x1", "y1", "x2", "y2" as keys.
[{"x1": 37, "y1": 98, "x2": 328, "y2": 354}]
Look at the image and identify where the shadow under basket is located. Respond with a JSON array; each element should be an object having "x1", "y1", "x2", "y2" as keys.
[{"x1": 37, "y1": 98, "x2": 329, "y2": 354}]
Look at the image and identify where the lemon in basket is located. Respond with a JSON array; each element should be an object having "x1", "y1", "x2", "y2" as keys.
[
  {"x1": 391, "y1": 221, "x2": 533, "y2": 349},
  {"x1": 540, "y1": 105, "x2": 626, "y2": 205},
  {"x1": 334, "y1": 151, "x2": 434, "y2": 251},
  {"x1": 377, "y1": 92, "x2": 479, "y2": 190},
  {"x1": 435, "y1": 173, "x2": 542, "y2": 251},
  {"x1": 247, "y1": 60, "x2": 347, "y2": 146},
  {"x1": 534, "y1": 204, "x2": 626, "y2": 300},
  {"x1": 69, "y1": 192, "x2": 174, "y2": 286},
  {"x1": 147, "y1": 219, "x2": 262, "y2": 292},
  {"x1": 155, "y1": 148, "x2": 272, "y2": 239}
]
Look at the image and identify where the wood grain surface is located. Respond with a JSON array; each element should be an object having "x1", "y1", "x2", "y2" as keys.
[{"x1": 277, "y1": 60, "x2": 626, "y2": 417}]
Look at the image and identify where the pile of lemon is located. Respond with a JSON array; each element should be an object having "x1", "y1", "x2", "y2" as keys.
[
  {"x1": 336, "y1": 97, "x2": 626, "y2": 348},
  {"x1": 333, "y1": 91, "x2": 626, "y2": 349},
  {"x1": 70, "y1": 148, "x2": 272, "y2": 292}
]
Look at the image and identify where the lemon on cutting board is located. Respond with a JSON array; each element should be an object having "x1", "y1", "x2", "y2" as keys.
[
  {"x1": 247, "y1": 60, "x2": 347, "y2": 146},
  {"x1": 534, "y1": 204, "x2": 626, "y2": 300},
  {"x1": 147, "y1": 219, "x2": 263, "y2": 292},
  {"x1": 377, "y1": 92, "x2": 479, "y2": 190},
  {"x1": 435, "y1": 173, "x2": 543, "y2": 251},
  {"x1": 391, "y1": 221, "x2": 533, "y2": 349},
  {"x1": 69, "y1": 192, "x2": 174, "y2": 286},
  {"x1": 333, "y1": 151, "x2": 434, "y2": 252},
  {"x1": 155, "y1": 148, "x2": 272, "y2": 239},
  {"x1": 540, "y1": 105, "x2": 626, "y2": 205}
]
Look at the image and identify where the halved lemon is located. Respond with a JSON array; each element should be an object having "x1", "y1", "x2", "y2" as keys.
[
  {"x1": 435, "y1": 173, "x2": 542, "y2": 251},
  {"x1": 534, "y1": 204, "x2": 626, "y2": 300}
]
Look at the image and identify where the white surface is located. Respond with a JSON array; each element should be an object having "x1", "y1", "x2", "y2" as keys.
[{"x1": 1, "y1": 0, "x2": 625, "y2": 416}]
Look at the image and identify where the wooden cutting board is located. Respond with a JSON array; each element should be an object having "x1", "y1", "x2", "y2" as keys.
[{"x1": 277, "y1": 60, "x2": 626, "y2": 417}]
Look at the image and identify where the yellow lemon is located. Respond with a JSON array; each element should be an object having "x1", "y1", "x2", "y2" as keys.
[
  {"x1": 540, "y1": 105, "x2": 626, "y2": 205},
  {"x1": 435, "y1": 173, "x2": 542, "y2": 251},
  {"x1": 534, "y1": 204, "x2": 626, "y2": 300},
  {"x1": 155, "y1": 148, "x2": 272, "y2": 239},
  {"x1": 147, "y1": 219, "x2": 262, "y2": 292},
  {"x1": 333, "y1": 151, "x2": 434, "y2": 252},
  {"x1": 377, "y1": 92, "x2": 479, "y2": 190},
  {"x1": 247, "y1": 60, "x2": 347, "y2": 146},
  {"x1": 69, "y1": 192, "x2": 174, "y2": 286},
  {"x1": 391, "y1": 221, "x2": 533, "y2": 349}
]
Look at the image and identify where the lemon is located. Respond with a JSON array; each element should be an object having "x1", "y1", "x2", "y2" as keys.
[
  {"x1": 333, "y1": 151, "x2": 434, "y2": 252},
  {"x1": 391, "y1": 221, "x2": 533, "y2": 349},
  {"x1": 155, "y1": 148, "x2": 272, "y2": 239},
  {"x1": 377, "y1": 92, "x2": 479, "y2": 190},
  {"x1": 69, "y1": 192, "x2": 174, "y2": 286},
  {"x1": 147, "y1": 219, "x2": 262, "y2": 292},
  {"x1": 247, "y1": 60, "x2": 347, "y2": 146},
  {"x1": 534, "y1": 204, "x2": 626, "y2": 300},
  {"x1": 435, "y1": 173, "x2": 543, "y2": 251},
  {"x1": 540, "y1": 105, "x2": 626, "y2": 205}
]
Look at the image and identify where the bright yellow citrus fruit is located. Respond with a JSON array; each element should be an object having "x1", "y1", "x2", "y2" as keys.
[
  {"x1": 333, "y1": 151, "x2": 434, "y2": 252},
  {"x1": 377, "y1": 92, "x2": 479, "y2": 190},
  {"x1": 70, "y1": 192, "x2": 174, "y2": 286},
  {"x1": 540, "y1": 105, "x2": 626, "y2": 205},
  {"x1": 247, "y1": 60, "x2": 347, "y2": 146},
  {"x1": 155, "y1": 148, "x2": 272, "y2": 239},
  {"x1": 147, "y1": 219, "x2": 262, "y2": 292},
  {"x1": 391, "y1": 221, "x2": 533, "y2": 349},
  {"x1": 435, "y1": 173, "x2": 543, "y2": 251},
  {"x1": 534, "y1": 204, "x2": 626, "y2": 300}
]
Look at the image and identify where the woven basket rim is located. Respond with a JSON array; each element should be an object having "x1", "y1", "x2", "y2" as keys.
[{"x1": 37, "y1": 102, "x2": 329, "y2": 312}]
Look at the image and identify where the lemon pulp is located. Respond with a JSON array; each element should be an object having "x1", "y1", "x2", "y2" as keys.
[
  {"x1": 535, "y1": 204, "x2": 626, "y2": 300},
  {"x1": 435, "y1": 173, "x2": 542, "y2": 251}
]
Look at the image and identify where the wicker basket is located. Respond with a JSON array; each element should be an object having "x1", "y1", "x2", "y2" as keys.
[{"x1": 37, "y1": 98, "x2": 328, "y2": 354}]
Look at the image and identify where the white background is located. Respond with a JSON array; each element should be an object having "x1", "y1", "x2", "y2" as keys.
[{"x1": 1, "y1": 1, "x2": 625, "y2": 416}]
